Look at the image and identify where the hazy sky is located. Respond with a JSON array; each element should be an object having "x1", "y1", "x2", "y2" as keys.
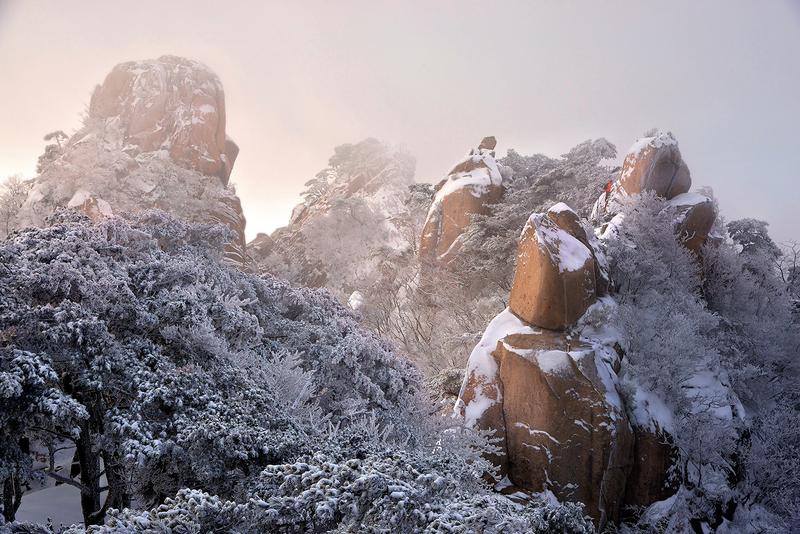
[{"x1": 1, "y1": 1, "x2": 798, "y2": 242}]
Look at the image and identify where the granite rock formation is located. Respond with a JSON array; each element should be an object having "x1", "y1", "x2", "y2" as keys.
[
  {"x1": 419, "y1": 138, "x2": 509, "y2": 265},
  {"x1": 457, "y1": 200, "x2": 678, "y2": 528},
  {"x1": 16, "y1": 56, "x2": 248, "y2": 266}
]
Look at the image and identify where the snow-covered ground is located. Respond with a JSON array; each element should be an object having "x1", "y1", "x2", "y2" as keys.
[
  {"x1": 15, "y1": 483, "x2": 85, "y2": 528},
  {"x1": 14, "y1": 443, "x2": 106, "y2": 529}
]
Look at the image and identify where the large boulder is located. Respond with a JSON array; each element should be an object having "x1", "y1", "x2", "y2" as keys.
[
  {"x1": 591, "y1": 132, "x2": 717, "y2": 259},
  {"x1": 89, "y1": 55, "x2": 233, "y2": 183},
  {"x1": 457, "y1": 309, "x2": 635, "y2": 527},
  {"x1": 455, "y1": 308, "x2": 535, "y2": 472},
  {"x1": 669, "y1": 193, "x2": 716, "y2": 254},
  {"x1": 496, "y1": 336, "x2": 634, "y2": 525},
  {"x1": 16, "y1": 56, "x2": 249, "y2": 268},
  {"x1": 509, "y1": 205, "x2": 597, "y2": 330},
  {"x1": 456, "y1": 196, "x2": 684, "y2": 526},
  {"x1": 420, "y1": 138, "x2": 507, "y2": 264},
  {"x1": 547, "y1": 203, "x2": 611, "y2": 296},
  {"x1": 618, "y1": 130, "x2": 691, "y2": 200}
]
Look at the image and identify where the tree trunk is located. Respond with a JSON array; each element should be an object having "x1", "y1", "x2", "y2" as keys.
[
  {"x1": 101, "y1": 449, "x2": 131, "y2": 513},
  {"x1": 2, "y1": 476, "x2": 23, "y2": 522},
  {"x1": 76, "y1": 418, "x2": 102, "y2": 525}
]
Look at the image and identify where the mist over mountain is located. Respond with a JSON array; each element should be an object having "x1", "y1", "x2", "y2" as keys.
[{"x1": 0, "y1": 54, "x2": 798, "y2": 534}]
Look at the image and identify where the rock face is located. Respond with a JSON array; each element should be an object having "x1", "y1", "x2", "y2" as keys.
[
  {"x1": 16, "y1": 56, "x2": 248, "y2": 267},
  {"x1": 509, "y1": 204, "x2": 603, "y2": 330},
  {"x1": 67, "y1": 190, "x2": 114, "y2": 222},
  {"x1": 592, "y1": 130, "x2": 717, "y2": 256},
  {"x1": 669, "y1": 193, "x2": 716, "y2": 254},
  {"x1": 624, "y1": 426, "x2": 679, "y2": 510},
  {"x1": 89, "y1": 55, "x2": 235, "y2": 184},
  {"x1": 457, "y1": 303, "x2": 636, "y2": 527},
  {"x1": 419, "y1": 138, "x2": 508, "y2": 264},
  {"x1": 618, "y1": 131, "x2": 691, "y2": 199},
  {"x1": 457, "y1": 201, "x2": 678, "y2": 528},
  {"x1": 496, "y1": 338, "x2": 634, "y2": 524}
]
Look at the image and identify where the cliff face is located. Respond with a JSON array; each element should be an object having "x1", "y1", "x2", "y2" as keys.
[{"x1": 17, "y1": 55, "x2": 248, "y2": 266}]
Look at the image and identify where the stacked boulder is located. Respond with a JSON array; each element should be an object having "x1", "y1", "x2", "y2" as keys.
[
  {"x1": 457, "y1": 203, "x2": 638, "y2": 527},
  {"x1": 593, "y1": 130, "x2": 716, "y2": 255},
  {"x1": 420, "y1": 136, "x2": 509, "y2": 265},
  {"x1": 16, "y1": 56, "x2": 248, "y2": 267},
  {"x1": 456, "y1": 131, "x2": 725, "y2": 527}
]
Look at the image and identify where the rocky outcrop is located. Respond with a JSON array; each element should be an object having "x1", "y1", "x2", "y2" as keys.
[
  {"x1": 457, "y1": 201, "x2": 678, "y2": 528},
  {"x1": 248, "y1": 138, "x2": 416, "y2": 296},
  {"x1": 419, "y1": 138, "x2": 508, "y2": 265},
  {"x1": 624, "y1": 426, "x2": 679, "y2": 510},
  {"x1": 592, "y1": 131, "x2": 717, "y2": 256},
  {"x1": 457, "y1": 303, "x2": 636, "y2": 527},
  {"x1": 509, "y1": 213, "x2": 595, "y2": 329},
  {"x1": 509, "y1": 204, "x2": 607, "y2": 330},
  {"x1": 89, "y1": 55, "x2": 234, "y2": 183},
  {"x1": 618, "y1": 131, "x2": 691, "y2": 200},
  {"x1": 16, "y1": 56, "x2": 249, "y2": 267},
  {"x1": 498, "y1": 335, "x2": 634, "y2": 524},
  {"x1": 67, "y1": 190, "x2": 114, "y2": 222},
  {"x1": 669, "y1": 193, "x2": 716, "y2": 254}
]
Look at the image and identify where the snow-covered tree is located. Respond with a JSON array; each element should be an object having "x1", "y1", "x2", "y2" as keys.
[
  {"x1": 604, "y1": 192, "x2": 799, "y2": 530},
  {"x1": 727, "y1": 218, "x2": 782, "y2": 259},
  {"x1": 257, "y1": 138, "x2": 417, "y2": 299},
  {"x1": 0, "y1": 209, "x2": 425, "y2": 525},
  {"x1": 0, "y1": 349, "x2": 87, "y2": 522},
  {"x1": 605, "y1": 193, "x2": 740, "y2": 483},
  {"x1": 0, "y1": 176, "x2": 31, "y2": 238},
  {"x1": 36, "y1": 131, "x2": 67, "y2": 174},
  {"x1": 46, "y1": 419, "x2": 589, "y2": 534}
]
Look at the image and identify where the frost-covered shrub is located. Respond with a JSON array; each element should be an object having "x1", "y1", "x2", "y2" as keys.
[
  {"x1": 0, "y1": 210, "x2": 424, "y2": 523},
  {"x1": 606, "y1": 193, "x2": 799, "y2": 529},
  {"x1": 55, "y1": 448, "x2": 593, "y2": 534},
  {"x1": 0, "y1": 349, "x2": 87, "y2": 521},
  {"x1": 605, "y1": 193, "x2": 740, "y2": 509},
  {"x1": 0, "y1": 209, "x2": 594, "y2": 530},
  {"x1": 702, "y1": 223, "x2": 798, "y2": 408},
  {"x1": 258, "y1": 138, "x2": 417, "y2": 300},
  {"x1": 0, "y1": 176, "x2": 31, "y2": 239}
]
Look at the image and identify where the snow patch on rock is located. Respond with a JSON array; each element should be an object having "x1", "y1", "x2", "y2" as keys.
[
  {"x1": 525, "y1": 213, "x2": 592, "y2": 273},
  {"x1": 428, "y1": 148, "x2": 504, "y2": 217},
  {"x1": 458, "y1": 308, "x2": 536, "y2": 426},
  {"x1": 535, "y1": 350, "x2": 573, "y2": 376}
]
